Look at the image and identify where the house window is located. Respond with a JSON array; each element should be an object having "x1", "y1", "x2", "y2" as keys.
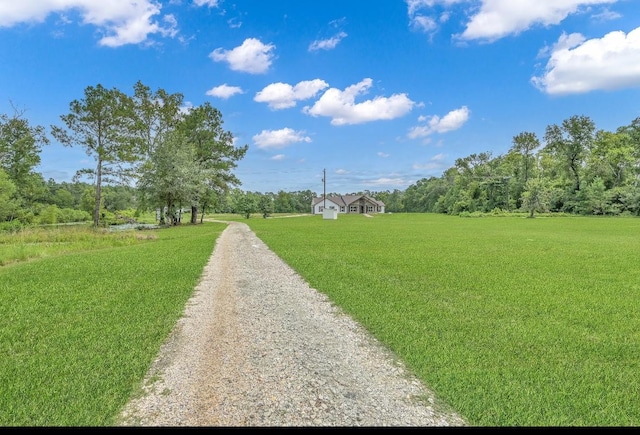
[
  {"x1": 340, "y1": 207, "x2": 345, "y2": 212},
  {"x1": 319, "y1": 206, "x2": 324, "y2": 212},
  {"x1": 367, "y1": 206, "x2": 374, "y2": 212},
  {"x1": 349, "y1": 205, "x2": 358, "y2": 212}
]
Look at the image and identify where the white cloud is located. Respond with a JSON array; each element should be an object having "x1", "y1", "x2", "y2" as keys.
[
  {"x1": 457, "y1": 0, "x2": 618, "y2": 42},
  {"x1": 205, "y1": 84, "x2": 244, "y2": 99},
  {"x1": 309, "y1": 31, "x2": 347, "y2": 51},
  {"x1": 591, "y1": 8, "x2": 622, "y2": 21},
  {"x1": 406, "y1": 0, "x2": 435, "y2": 17},
  {"x1": 335, "y1": 169, "x2": 349, "y2": 174},
  {"x1": 303, "y1": 78, "x2": 415, "y2": 125},
  {"x1": 271, "y1": 154, "x2": 285, "y2": 161},
  {"x1": 227, "y1": 17, "x2": 242, "y2": 28},
  {"x1": 413, "y1": 153, "x2": 448, "y2": 170},
  {"x1": 531, "y1": 27, "x2": 640, "y2": 95},
  {"x1": 408, "y1": 106, "x2": 470, "y2": 138},
  {"x1": 365, "y1": 177, "x2": 410, "y2": 187},
  {"x1": 0, "y1": 0, "x2": 178, "y2": 47},
  {"x1": 254, "y1": 79, "x2": 329, "y2": 110},
  {"x1": 407, "y1": 0, "x2": 621, "y2": 42},
  {"x1": 406, "y1": 0, "x2": 462, "y2": 35},
  {"x1": 193, "y1": 0, "x2": 219, "y2": 7},
  {"x1": 411, "y1": 15, "x2": 438, "y2": 32},
  {"x1": 252, "y1": 128, "x2": 312, "y2": 150},
  {"x1": 210, "y1": 38, "x2": 275, "y2": 74},
  {"x1": 377, "y1": 152, "x2": 390, "y2": 158}
]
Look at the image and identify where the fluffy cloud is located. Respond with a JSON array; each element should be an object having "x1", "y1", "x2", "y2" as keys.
[
  {"x1": 303, "y1": 78, "x2": 415, "y2": 125},
  {"x1": 408, "y1": 106, "x2": 470, "y2": 138},
  {"x1": 252, "y1": 128, "x2": 312, "y2": 150},
  {"x1": 309, "y1": 31, "x2": 348, "y2": 51},
  {"x1": 193, "y1": 0, "x2": 219, "y2": 7},
  {"x1": 0, "y1": 0, "x2": 178, "y2": 47},
  {"x1": 254, "y1": 79, "x2": 329, "y2": 110},
  {"x1": 205, "y1": 84, "x2": 244, "y2": 99},
  {"x1": 406, "y1": 0, "x2": 462, "y2": 35},
  {"x1": 210, "y1": 38, "x2": 275, "y2": 74},
  {"x1": 457, "y1": 0, "x2": 618, "y2": 42},
  {"x1": 531, "y1": 27, "x2": 640, "y2": 94},
  {"x1": 405, "y1": 1, "x2": 619, "y2": 42}
]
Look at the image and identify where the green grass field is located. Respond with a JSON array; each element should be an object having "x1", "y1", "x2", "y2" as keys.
[
  {"x1": 0, "y1": 222, "x2": 226, "y2": 426},
  {"x1": 1, "y1": 213, "x2": 639, "y2": 426},
  {"x1": 243, "y1": 213, "x2": 640, "y2": 426}
]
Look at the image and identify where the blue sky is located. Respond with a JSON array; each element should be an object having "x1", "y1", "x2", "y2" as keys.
[{"x1": 1, "y1": 0, "x2": 639, "y2": 195}]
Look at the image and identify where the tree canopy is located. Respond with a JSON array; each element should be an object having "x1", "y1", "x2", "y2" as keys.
[{"x1": 3, "y1": 92, "x2": 640, "y2": 229}]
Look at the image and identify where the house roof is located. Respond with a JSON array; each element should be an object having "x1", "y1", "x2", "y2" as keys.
[{"x1": 312, "y1": 194, "x2": 385, "y2": 207}]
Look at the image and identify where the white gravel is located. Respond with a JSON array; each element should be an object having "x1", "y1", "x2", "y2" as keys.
[{"x1": 117, "y1": 221, "x2": 467, "y2": 426}]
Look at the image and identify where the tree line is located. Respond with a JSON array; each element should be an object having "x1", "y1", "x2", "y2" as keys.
[
  {"x1": 373, "y1": 115, "x2": 640, "y2": 217},
  {"x1": 2, "y1": 93, "x2": 640, "y2": 230},
  {"x1": 1, "y1": 81, "x2": 248, "y2": 230}
]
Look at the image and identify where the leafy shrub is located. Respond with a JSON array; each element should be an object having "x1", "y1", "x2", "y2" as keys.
[
  {"x1": 57, "y1": 208, "x2": 91, "y2": 223},
  {"x1": 37, "y1": 205, "x2": 59, "y2": 224},
  {"x1": 0, "y1": 220, "x2": 23, "y2": 233}
]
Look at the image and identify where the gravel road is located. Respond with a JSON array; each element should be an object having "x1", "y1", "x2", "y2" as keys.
[{"x1": 117, "y1": 221, "x2": 467, "y2": 426}]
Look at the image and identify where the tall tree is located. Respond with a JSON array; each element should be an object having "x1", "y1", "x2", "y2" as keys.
[
  {"x1": 618, "y1": 117, "x2": 640, "y2": 154},
  {"x1": 0, "y1": 169, "x2": 19, "y2": 222},
  {"x1": 586, "y1": 130, "x2": 636, "y2": 189},
  {"x1": 131, "y1": 81, "x2": 184, "y2": 157},
  {"x1": 0, "y1": 105, "x2": 50, "y2": 218},
  {"x1": 137, "y1": 131, "x2": 198, "y2": 225},
  {"x1": 543, "y1": 115, "x2": 596, "y2": 193},
  {"x1": 0, "y1": 106, "x2": 49, "y2": 187},
  {"x1": 177, "y1": 102, "x2": 248, "y2": 223},
  {"x1": 510, "y1": 131, "x2": 540, "y2": 184},
  {"x1": 51, "y1": 84, "x2": 138, "y2": 226}
]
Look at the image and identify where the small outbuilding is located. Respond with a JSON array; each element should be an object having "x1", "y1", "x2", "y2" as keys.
[{"x1": 322, "y1": 208, "x2": 338, "y2": 220}]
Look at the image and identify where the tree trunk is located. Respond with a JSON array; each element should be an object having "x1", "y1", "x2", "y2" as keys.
[
  {"x1": 94, "y1": 158, "x2": 102, "y2": 226},
  {"x1": 191, "y1": 205, "x2": 198, "y2": 224}
]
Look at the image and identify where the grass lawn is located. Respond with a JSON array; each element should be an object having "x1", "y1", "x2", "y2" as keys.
[
  {"x1": 243, "y1": 212, "x2": 640, "y2": 426},
  {"x1": 0, "y1": 222, "x2": 226, "y2": 426},
  {"x1": 2, "y1": 213, "x2": 639, "y2": 426}
]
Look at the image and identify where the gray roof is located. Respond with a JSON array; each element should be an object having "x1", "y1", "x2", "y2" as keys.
[{"x1": 312, "y1": 194, "x2": 385, "y2": 207}]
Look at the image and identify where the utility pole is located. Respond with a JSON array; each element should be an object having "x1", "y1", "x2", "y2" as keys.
[{"x1": 323, "y1": 168, "x2": 326, "y2": 209}]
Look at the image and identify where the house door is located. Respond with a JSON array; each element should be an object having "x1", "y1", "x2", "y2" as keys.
[{"x1": 360, "y1": 205, "x2": 364, "y2": 213}]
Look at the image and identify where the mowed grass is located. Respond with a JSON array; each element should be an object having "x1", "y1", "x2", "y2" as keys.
[
  {"x1": 0, "y1": 222, "x2": 226, "y2": 426},
  {"x1": 244, "y1": 213, "x2": 640, "y2": 426}
]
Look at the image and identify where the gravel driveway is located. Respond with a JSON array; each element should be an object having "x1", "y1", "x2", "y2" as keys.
[{"x1": 117, "y1": 221, "x2": 467, "y2": 426}]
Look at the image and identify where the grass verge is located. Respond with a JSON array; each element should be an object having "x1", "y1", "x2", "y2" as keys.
[{"x1": 0, "y1": 222, "x2": 226, "y2": 426}]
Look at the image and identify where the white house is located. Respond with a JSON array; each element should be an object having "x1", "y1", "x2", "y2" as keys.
[{"x1": 311, "y1": 194, "x2": 385, "y2": 215}]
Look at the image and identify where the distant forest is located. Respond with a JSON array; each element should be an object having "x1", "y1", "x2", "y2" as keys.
[{"x1": 3, "y1": 82, "x2": 640, "y2": 231}]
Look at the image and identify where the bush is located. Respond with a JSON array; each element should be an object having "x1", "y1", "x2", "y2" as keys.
[
  {"x1": 38, "y1": 205, "x2": 59, "y2": 224},
  {"x1": 0, "y1": 220, "x2": 23, "y2": 233},
  {"x1": 57, "y1": 208, "x2": 91, "y2": 223}
]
